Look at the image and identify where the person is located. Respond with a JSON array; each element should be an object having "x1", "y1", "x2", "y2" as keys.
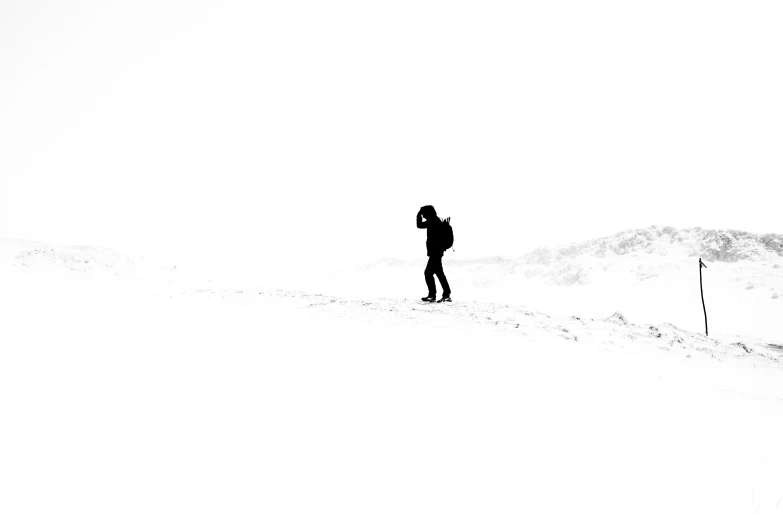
[{"x1": 416, "y1": 205, "x2": 452, "y2": 302}]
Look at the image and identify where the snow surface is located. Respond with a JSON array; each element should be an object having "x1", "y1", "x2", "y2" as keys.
[{"x1": 2, "y1": 231, "x2": 783, "y2": 521}]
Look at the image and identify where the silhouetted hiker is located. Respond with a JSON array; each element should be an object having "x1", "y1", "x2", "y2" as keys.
[{"x1": 417, "y1": 205, "x2": 452, "y2": 303}]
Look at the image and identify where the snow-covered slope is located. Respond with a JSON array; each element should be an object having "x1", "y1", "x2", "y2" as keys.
[{"x1": 2, "y1": 235, "x2": 783, "y2": 521}]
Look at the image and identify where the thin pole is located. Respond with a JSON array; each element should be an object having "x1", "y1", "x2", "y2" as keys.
[{"x1": 699, "y1": 258, "x2": 708, "y2": 336}]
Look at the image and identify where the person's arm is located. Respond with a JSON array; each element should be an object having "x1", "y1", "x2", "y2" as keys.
[{"x1": 416, "y1": 209, "x2": 427, "y2": 229}]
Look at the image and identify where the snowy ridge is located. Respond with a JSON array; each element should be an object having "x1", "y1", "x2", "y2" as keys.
[
  {"x1": 4, "y1": 233, "x2": 781, "y2": 351},
  {"x1": 191, "y1": 287, "x2": 783, "y2": 368}
]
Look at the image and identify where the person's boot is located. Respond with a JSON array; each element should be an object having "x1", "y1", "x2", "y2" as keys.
[
  {"x1": 437, "y1": 295, "x2": 452, "y2": 303},
  {"x1": 421, "y1": 296, "x2": 436, "y2": 302}
]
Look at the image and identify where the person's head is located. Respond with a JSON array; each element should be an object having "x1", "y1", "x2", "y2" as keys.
[{"x1": 421, "y1": 205, "x2": 437, "y2": 219}]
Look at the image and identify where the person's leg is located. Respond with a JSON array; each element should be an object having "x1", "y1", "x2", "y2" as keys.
[
  {"x1": 434, "y1": 256, "x2": 451, "y2": 297},
  {"x1": 424, "y1": 257, "x2": 437, "y2": 297}
]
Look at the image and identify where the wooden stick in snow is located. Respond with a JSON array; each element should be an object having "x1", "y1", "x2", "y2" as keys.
[{"x1": 699, "y1": 258, "x2": 708, "y2": 336}]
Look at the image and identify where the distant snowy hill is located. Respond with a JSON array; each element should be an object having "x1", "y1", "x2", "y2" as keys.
[
  {"x1": 0, "y1": 239, "x2": 203, "y2": 292},
  {"x1": 519, "y1": 226, "x2": 783, "y2": 286},
  {"x1": 526, "y1": 226, "x2": 783, "y2": 265}
]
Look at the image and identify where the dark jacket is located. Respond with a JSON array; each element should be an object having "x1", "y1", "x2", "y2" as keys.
[{"x1": 417, "y1": 212, "x2": 443, "y2": 257}]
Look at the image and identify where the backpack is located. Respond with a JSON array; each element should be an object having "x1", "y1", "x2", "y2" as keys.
[{"x1": 440, "y1": 218, "x2": 454, "y2": 251}]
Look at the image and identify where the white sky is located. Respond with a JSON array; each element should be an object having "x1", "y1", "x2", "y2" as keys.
[{"x1": 2, "y1": 0, "x2": 781, "y2": 280}]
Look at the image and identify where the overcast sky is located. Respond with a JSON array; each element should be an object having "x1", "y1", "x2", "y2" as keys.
[{"x1": 2, "y1": 0, "x2": 781, "y2": 279}]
